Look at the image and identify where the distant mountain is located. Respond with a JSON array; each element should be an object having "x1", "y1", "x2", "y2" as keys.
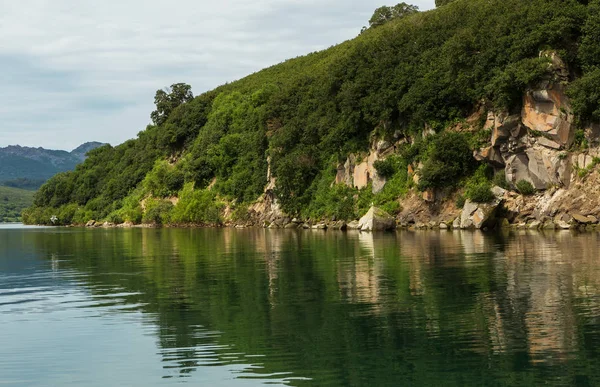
[{"x1": 0, "y1": 142, "x2": 106, "y2": 189}]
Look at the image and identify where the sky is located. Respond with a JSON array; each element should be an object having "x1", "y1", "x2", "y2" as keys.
[{"x1": 0, "y1": 0, "x2": 435, "y2": 150}]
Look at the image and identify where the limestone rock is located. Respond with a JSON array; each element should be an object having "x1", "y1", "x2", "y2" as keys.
[
  {"x1": 452, "y1": 216, "x2": 461, "y2": 229},
  {"x1": 505, "y1": 146, "x2": 571, "y2": 190},
  {"x1": 572, "y1": 212, "x2": 597, "y2": 224},
  {"x1": 491, "y1": 115, "x2": 520, "y2": 147},
  {"x1": 330, "y1": 221, "x2": 347, "y2": 230},
  {"x1": 459, "y1": 199, "x2": 501, "y2": 229},
  {"x1": 357, "y1": 206, "x2": 396, "y2": 232},
  {"x1": 347, "y1": 220, "x2": 360, "y2": 230},
  {"x1": 521, "y1": 85, "x2": 574, "y2": 148},
  {"x1": 85, "y1": 220, "x2": 96, "y2": 227}
]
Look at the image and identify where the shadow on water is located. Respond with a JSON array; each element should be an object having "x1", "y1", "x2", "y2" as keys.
[{"x1": 2, "y1": 227, "x2": 600, "y2": 386}]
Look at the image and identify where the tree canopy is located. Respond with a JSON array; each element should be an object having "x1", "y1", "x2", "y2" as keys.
[
  {"x1": 150, "y1": 83, "x2": 194, "y2": 126},
  {"x1": 369, "y1": 3, "x2": 420, "y2": 28}
]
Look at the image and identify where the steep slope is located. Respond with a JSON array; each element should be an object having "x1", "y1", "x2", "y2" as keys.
[
  {"x1": 23, "y1": 0, "x2": 600, "y2": 227},
  {"x1": 0, "y1": 142, "x2": 106, "y2": 189}
]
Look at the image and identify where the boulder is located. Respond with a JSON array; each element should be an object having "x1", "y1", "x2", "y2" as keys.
[
  {"x1": 330, "y1": 221, "x2": 347, "y2": 230},
  {"x1": 459, "y1": 198, "x2": 502, "y2": 229},
  {"x1": 572, "y1": 212, "x2": 597, "y2": 224},
  {"x1": 491, "y1": 115, "x2": 520, "y2": 147},
  {"x1": 474, "y1": 146, "x2": 505, "y2": 168},
  {"x1": 346, "y1": 220, "x2": 360, "y2": 230},
  {"x1": 357, "y1": 206, "x2": 396, "y2": 232},
  {"x1": 85, "y1": 220, "x2": 96, "y2": 227}
]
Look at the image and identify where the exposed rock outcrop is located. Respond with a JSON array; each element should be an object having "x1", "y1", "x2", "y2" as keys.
[
  {"x1": 458, "y1": 187, "x2": 504, "y2": 229},
  {"x1": 357, "y1": 206, "x2": 396, "y2": 231},
  {"x1": 335, "y1": 137, "x2": 399, "y2": 194}
]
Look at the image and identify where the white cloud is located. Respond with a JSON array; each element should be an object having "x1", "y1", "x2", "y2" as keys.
[{"x1": 0, "y1": 0, "x2": 435, "y2": 150}]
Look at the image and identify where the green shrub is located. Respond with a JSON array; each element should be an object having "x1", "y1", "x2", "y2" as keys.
[
  {"x1": 465, "y1": 181, "x2": 495, "y2": 203},
  {"x1": 171, "y1": 183, "x2": 223, "y2": 224},
  {"x1": 106, "y1": 212, "x2": 124, "y2": 224},
  {"x1": 418, "y1": 132, "x2": 476, "y2": 191},
  {"x1": 373, "y1": 158, "x2": 396, "y2": 179},
  {"x1": 143, "y1": 199, "x2": 174, "y2": 225},
  {"x1": 492, "y1": 171, "x2": 510, "y2": 190},
  {"x1": 516, "y1": 180, "x2": 536, "y2": 195}
]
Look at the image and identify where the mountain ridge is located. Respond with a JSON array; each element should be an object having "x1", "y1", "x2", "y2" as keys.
[{"x1": 0, "y1": 142, "x2": 107, "y2": 188}]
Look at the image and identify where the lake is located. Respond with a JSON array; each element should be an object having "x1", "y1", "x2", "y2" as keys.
[{"x1": 1, "y1": 225, "x2": 600, "y2": 386}]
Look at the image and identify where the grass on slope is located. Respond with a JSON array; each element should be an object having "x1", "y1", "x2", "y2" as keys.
[{"x1": 0, "y1": 186, "x2": 35, "y2": 222}]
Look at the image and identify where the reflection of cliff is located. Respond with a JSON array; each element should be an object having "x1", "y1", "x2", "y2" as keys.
[
  {"x1": 18, "y1": 228, "x2": 600, "y2": 385},
  {"x1": 499, "y1": 232, "x2": 600, "y2": 364},
  {"x1": 336, "y1": 232, "x2": 383, "y2": 307}
]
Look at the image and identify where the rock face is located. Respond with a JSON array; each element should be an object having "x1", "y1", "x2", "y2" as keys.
[
  {"x1": 477, "y1": 52, "x2": 575, "y2": 192},
  {"x1": 522, "y1": 86, "x2": 574, "y2": 148},
  {"x1": 505, "y1": 145, "x2": 571, "y2": 189},
  {"x1": 459, "y1": 198, "x2": 502, "y2": 229},
  {"x1": 357, "y1": 206, "x2": 396, "y2": 231},
  {"x1": 335, "y1": 137, "x2": 398, "y2": 194},
  {"x1": 248, "y1": 157, "x2": 283, "y2": 224},
  {"x1": 458, "y1": 187, "x2": 504, "y2": 229}
]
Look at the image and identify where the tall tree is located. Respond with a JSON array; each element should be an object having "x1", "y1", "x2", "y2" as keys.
[
  {"x1": 150, "y1": 83, "x2": 194, "y2": 126},
  {"x1": 368, "y1": 3, "x2": 419, "y2": 28}
]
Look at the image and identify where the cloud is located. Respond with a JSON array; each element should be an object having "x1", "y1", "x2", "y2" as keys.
[{"x1": 0, "y1": 0, "x2": 434, "y2": 150}]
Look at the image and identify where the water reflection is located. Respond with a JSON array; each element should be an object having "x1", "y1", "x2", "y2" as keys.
[{"x1": 1, "y1": 228, "x2": 600, "y2": 386}]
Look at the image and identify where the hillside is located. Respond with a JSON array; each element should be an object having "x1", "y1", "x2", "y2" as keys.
[
  {"x1": 23, "y1": 0, "x2": 600, "y2": 228},
  {"x1": 0, "y1": 142, "x2": 105, "y2": 189},
  {"x1": 0, "y1": 186, "x2": 34, "y2": 222}
]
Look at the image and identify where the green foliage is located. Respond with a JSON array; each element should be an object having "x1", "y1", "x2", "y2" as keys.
[
  {"x1": 435, "y1": 0, "x2": 456, "y2": 6},
  {"x1": 516, "y1": 180, "x2": 536, "y2": 195},
  {"x1": 0, "y1": 186, "x2": 35, "y2": 222},
  {"x1": 464, "y1": 165, "x2": 495, "y2": 203},
  {"x1": 418, "y1": 132, "x2": 475, "y2": 191},
  {"x1": 578, "y1": 0, "x2": 600, "y2": 70},
  {"x1": 142, "y1": 198, "x2": 174, "y2": 225},
  {"x1": 369, "y1": 3, "x2": 420, "y2": 28},
  {"x1": 492, "y1": 170, "x2": 510, "y2": 190},
  {"x1": 304, "y1": 173, "x2": 357, "y2": 221},
  {"x1": 373, "y1": 155, "x2": 403, "y2": 179},
  {"x1": 150, "y1": 83, "x2": 193, "y2": 126},
  {"x1": 143, "y1": 160, "x2": 184, "y2": 198},
  {"x1": 568, "y1": 68, "x2": 600, "y2": 123},
  {"x1": 170, "y1": 183, "x2": 223, "y2": 225}
]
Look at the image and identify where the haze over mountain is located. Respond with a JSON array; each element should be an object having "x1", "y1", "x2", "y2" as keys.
[{"x1": 0, "y1": 142, "x2": 106, "y2": 189}]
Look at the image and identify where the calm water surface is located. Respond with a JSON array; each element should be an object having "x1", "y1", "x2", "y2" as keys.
[{"x1": 2, "y1": 225, "x2": 600, "y2": 386}]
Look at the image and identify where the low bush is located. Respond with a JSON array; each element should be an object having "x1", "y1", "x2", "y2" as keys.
[{"x1": 516, "y1": 179, "x2": 536, "y2": 195}]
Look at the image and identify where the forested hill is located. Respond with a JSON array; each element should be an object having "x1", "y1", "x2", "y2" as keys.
[
  {"x1": 0, "y1": 142, "x2": 105, "y2": 189},
  {"x1": 24, "y1": 0, "x2": 600, "y2": 226}
]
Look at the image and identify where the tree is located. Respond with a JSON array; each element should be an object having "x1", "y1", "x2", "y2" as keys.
[
  {"x1": 368, "y1": 3, "x2": 419, "y2": 28},
  {"x1": 435, "y1": 0, "x2": 456, "y2": 7},
  {"x1": 150, "y1": 83, "x2": 194, "y2": 126}
]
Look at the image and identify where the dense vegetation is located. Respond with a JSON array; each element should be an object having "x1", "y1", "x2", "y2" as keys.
[
  {"x1": 0, "y1": 186, "x2": 34, "y2": 222},
  {"x1": 24, "y1": 0, "x2": 600, "y2": 225}
]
